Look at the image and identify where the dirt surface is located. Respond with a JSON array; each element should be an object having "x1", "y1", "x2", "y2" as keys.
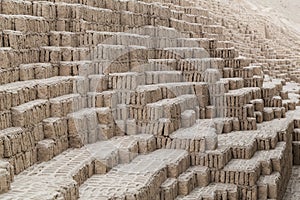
[{"x1": 221, "y1": 0, "x2": 300, "y2": 34}]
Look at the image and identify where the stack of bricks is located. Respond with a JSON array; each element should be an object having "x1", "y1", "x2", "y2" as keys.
[{"x1": 0, "y1": 0, "x2": 299, "y2": 199}]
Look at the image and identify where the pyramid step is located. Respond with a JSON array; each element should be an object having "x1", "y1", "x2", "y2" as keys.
[
  {"x1": 212, "y1": 47, "x2": 238, "y2": 59},
  {"x1": 178, "y1": 168, "x2": 197, "y2": 195},
  {"x1": 0, "y1": 160, "x2": 14, "y2": 194},
  {"x1": 87, "y1": 91, "x2": 118, "y2": 108},
  {"x1": 0, "y1": 76, "x2": 76, "y2": 110},
  {"x1": 0, "y1": 127, "x2": 41, "y2": 175},
  {"x1": 0, "y1": 76, "x2": 75, "y2": 111},
  {"x1": 39, "y1": 46, "x2": 90, "y2": 63},
  {"x1": 36, "y1": 138, "x2": 66, "y2": 163},
  {"x1": 67, "y1": 108, "x2": 111, "y2": 147},
  {"x1": 0, "y1": 147, "x2": 94, "y2": 199},
  {"x1": 169, "y1": 19, "x2": 202, "y2": 36},
  {"x1": 0, "y1": 14, "x2": 50, "y2": 33},
  {"x1": 11, "y1": 99, "x2": 50, "y2": 128},
  {"x1": 221, "y1": 78, "x2": 244, "y2": 90},
  {"x1": 94, "y1": 44, "x2": 147, "y2": 61},
  {"x1": 1, "y1": 30, "x2": 49, "y2": 49},
  {"x1": 162, "y1": 47, "x2": 210, "y2": 59},
  {"x1": 176, "y1": 38, "x2": 217, "y2": 50},
  {"x1": 217, "y1": 41, "x2": 235, "y2": 49},
  {"x1": 202, "y1": 32, "x2": 226, "y2": 42},
  {"x1": 0, "y1": 111, "x2": 12, "y2": 131},
  {"x1": 203, "y1": 25, "x2": 224, "y2": 35},
  {"x1": 177, "y1": 58, "x2": 225, "y2": 72},
  {"x1": 134, "y1": 82, "x2": 208, "y2": 106},
  {"x1": 19, "y1": 63, "x2": 57, "y2": 81},
  {"x1": 181, "y1": 109, "x2": 197, "y2": 128},
  {"x1": 292, "y1": 141, "x2": 300, "y2": 165},
  {"x1": 49, "y1": 31, "x2": 82, "y2": 47},
  {"x1": 160, "y1": 178, "x2": 179, "y2": 200},
  {"x1": 164, "y1": 119, "x2": 218, "y2": 153},
  {"x1": 293, "y1": 129, "x2": 300, "y2": 141},
  {"x1": 145, "y1": 71, "x2": 183, "y2": 84},
  {"x1": 263, "y1": 107, "x2": 286, "y2": 122},
  {"x1": 131, "y1": 134, "x2": 157, "y2": 154},
  {"x1": 283, "y1": 99, "x2": 297, "y2": 111},
  {"x1": 189, "y1": 166, "x2": 211, "y2": 187},
  {"x1": 198, "y1": 146, "x2": 232, "y2": 170},
  {"x1": 79, "y1": 149, "x2": 189, "y2": 199},
  {"x1": 87, "y1": 134, "x2": 156, "y2": 174},
  {"x1": 88, "y1": 136, "x2": 139, "y2": 174},
  {"x1": 218, "y1": 130, "x2": 258, "y2": 159},
  {"x1": 1, "y1": 0, "x2": 33, "y2": 16},
  {"x1": 148, "y1": 59, "x2": 177, "y2": 71},
  {"x1": 176, "y1": 183, "x2": 238, "y2": 200},
  {"x1": 257, "y1": 172, "x2": 282, "y2": 200},
  {"x1": 146, "y1": 94, "x2": 199, "y2": 121},
  {"x1": 108, "y1": 72, "x2": 144, "y2": 90},
  {"x1": 0, "y1": 47, "x2": 39, "y2": 72},
  {"x1": 0, "y1": 133, "x2": 156, "y2": 199},
  {"x1": 212, "y1": 142, "x2": 287, "y2": 187},
  {"x1": 59, "y1": 61, "x2": 95, "y2": 77},
  {"x1": 49, "y1": 93, "x2": 85, "y2": 118},
  {"x1": 42, "y1": 117, "x2": 69, "y2": 144},
  {"x1": 177, "y1": 165, "x2": 211, "y2": 196},
  {"x1": 88, "y1": 31, "x2": 152, "y2": 47},
  {"x1": 240, "y1": 76, "x2": 262, "y2": 92}
]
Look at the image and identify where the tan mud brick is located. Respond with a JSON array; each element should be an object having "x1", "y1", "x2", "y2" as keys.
[
  {"x1": 11, "y1": 99, "x2": 50, "y2": 127},
  {"x1": 72, "y1": 76, "x2": 89, "y2": 96},
  {"x1": 132, "y1": 134, "x2": 157, "y2": 154},
  {"x1": 0, "y1": 127, "x2": 35, "y2": 158},
  {"x1": 67, "y1": 108, "x2": 98, "y2": 147},
  {"x1": 29, "y1": 122, "x2": 44, "y2": 144},
  {"x1": 178, "y1": 170, "x2": 196, "y2": 195},
  {"x1": 160, "y1": 178, "x2": 178, "y2": 200},
  {"x1": 50, "y1": 94, "x2": 84, "y2": 117},
  {"x1": 89, "y1": 74, "x2": 108, "y2": 92},
  {"x1": 188, "y1": 166, "x2": 210, "y2": 187},
  {"x1": 273, "y1": 107, "x2": 283, "y2": 119},
  {"x1": 206, "y1": 106, "x2": 216, "y2": 118},
  {"x1": 280, "y1": 91, "x2": 289, "y2": 100},
  {"x1": 19, "y1": 63, "x2": 56, "y2": 81},
  {"x1": 97, "y1": 124, "x2": 114, "y2": 140},
  {"x1": 102, "y1": 91, "x2": 118, "y2": 108},
  {"x1": 293, "y1": 141, "x2": 300, "y2": 165},
  {"x1": 181, "y1": 110, "x2": 196, "y2": 128},
  {"x1": 126, "y1": 119, "x2": 137, "y2": 135},
  {"x1": 95, "y1": 107, "x2": 113, "y2": 125},
  {"x1": 7, "y1": 147, "x2": 37, "y2": 174},
  {"x1": 54, "y1": 135, "x2": 68, "y2": 156},
  {"x1": 0, "y1": 160, "x2": 14, "y2": 194},
  {"x1": 293, "y1": 128, "x2": 300, "y2": 141},
  {"x1": 87, "y1": 92, "x2": 104, "y2": 107},
  {"x1": 0, "y1": 111, "x2": 12, "y2": 130},
  {"x1": 254, "y1": 111, "x2": 263, "y2": 123},
  {"x1": 251, "y1": 99, "x2": 264, "y2": 112},
  {"x1": 59, "y1": 61, "x2": 94, "y2": 77},
  {"x1": 43, "y1": 117, "x2": 68, "y2": 140},
  {"x1": 294, "y1": 118, "x2": 300, "y2": 129},
  {"x1": 37, "y1": 77, "x2": 75, "y2": 99},
  {"x1": 37, "y1": 139, "x2": 55, "y2": 162},
  {"x1": 263, "y1": 108, "x2": 274, "y2": 121}
]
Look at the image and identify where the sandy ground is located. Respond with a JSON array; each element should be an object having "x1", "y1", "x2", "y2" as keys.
[
  {"x1": 219, "y1": 0, "x2": 300, "y2": 35},
  {"x1": 240, "y1": 0, "x2": 300, "y2": 34}
]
